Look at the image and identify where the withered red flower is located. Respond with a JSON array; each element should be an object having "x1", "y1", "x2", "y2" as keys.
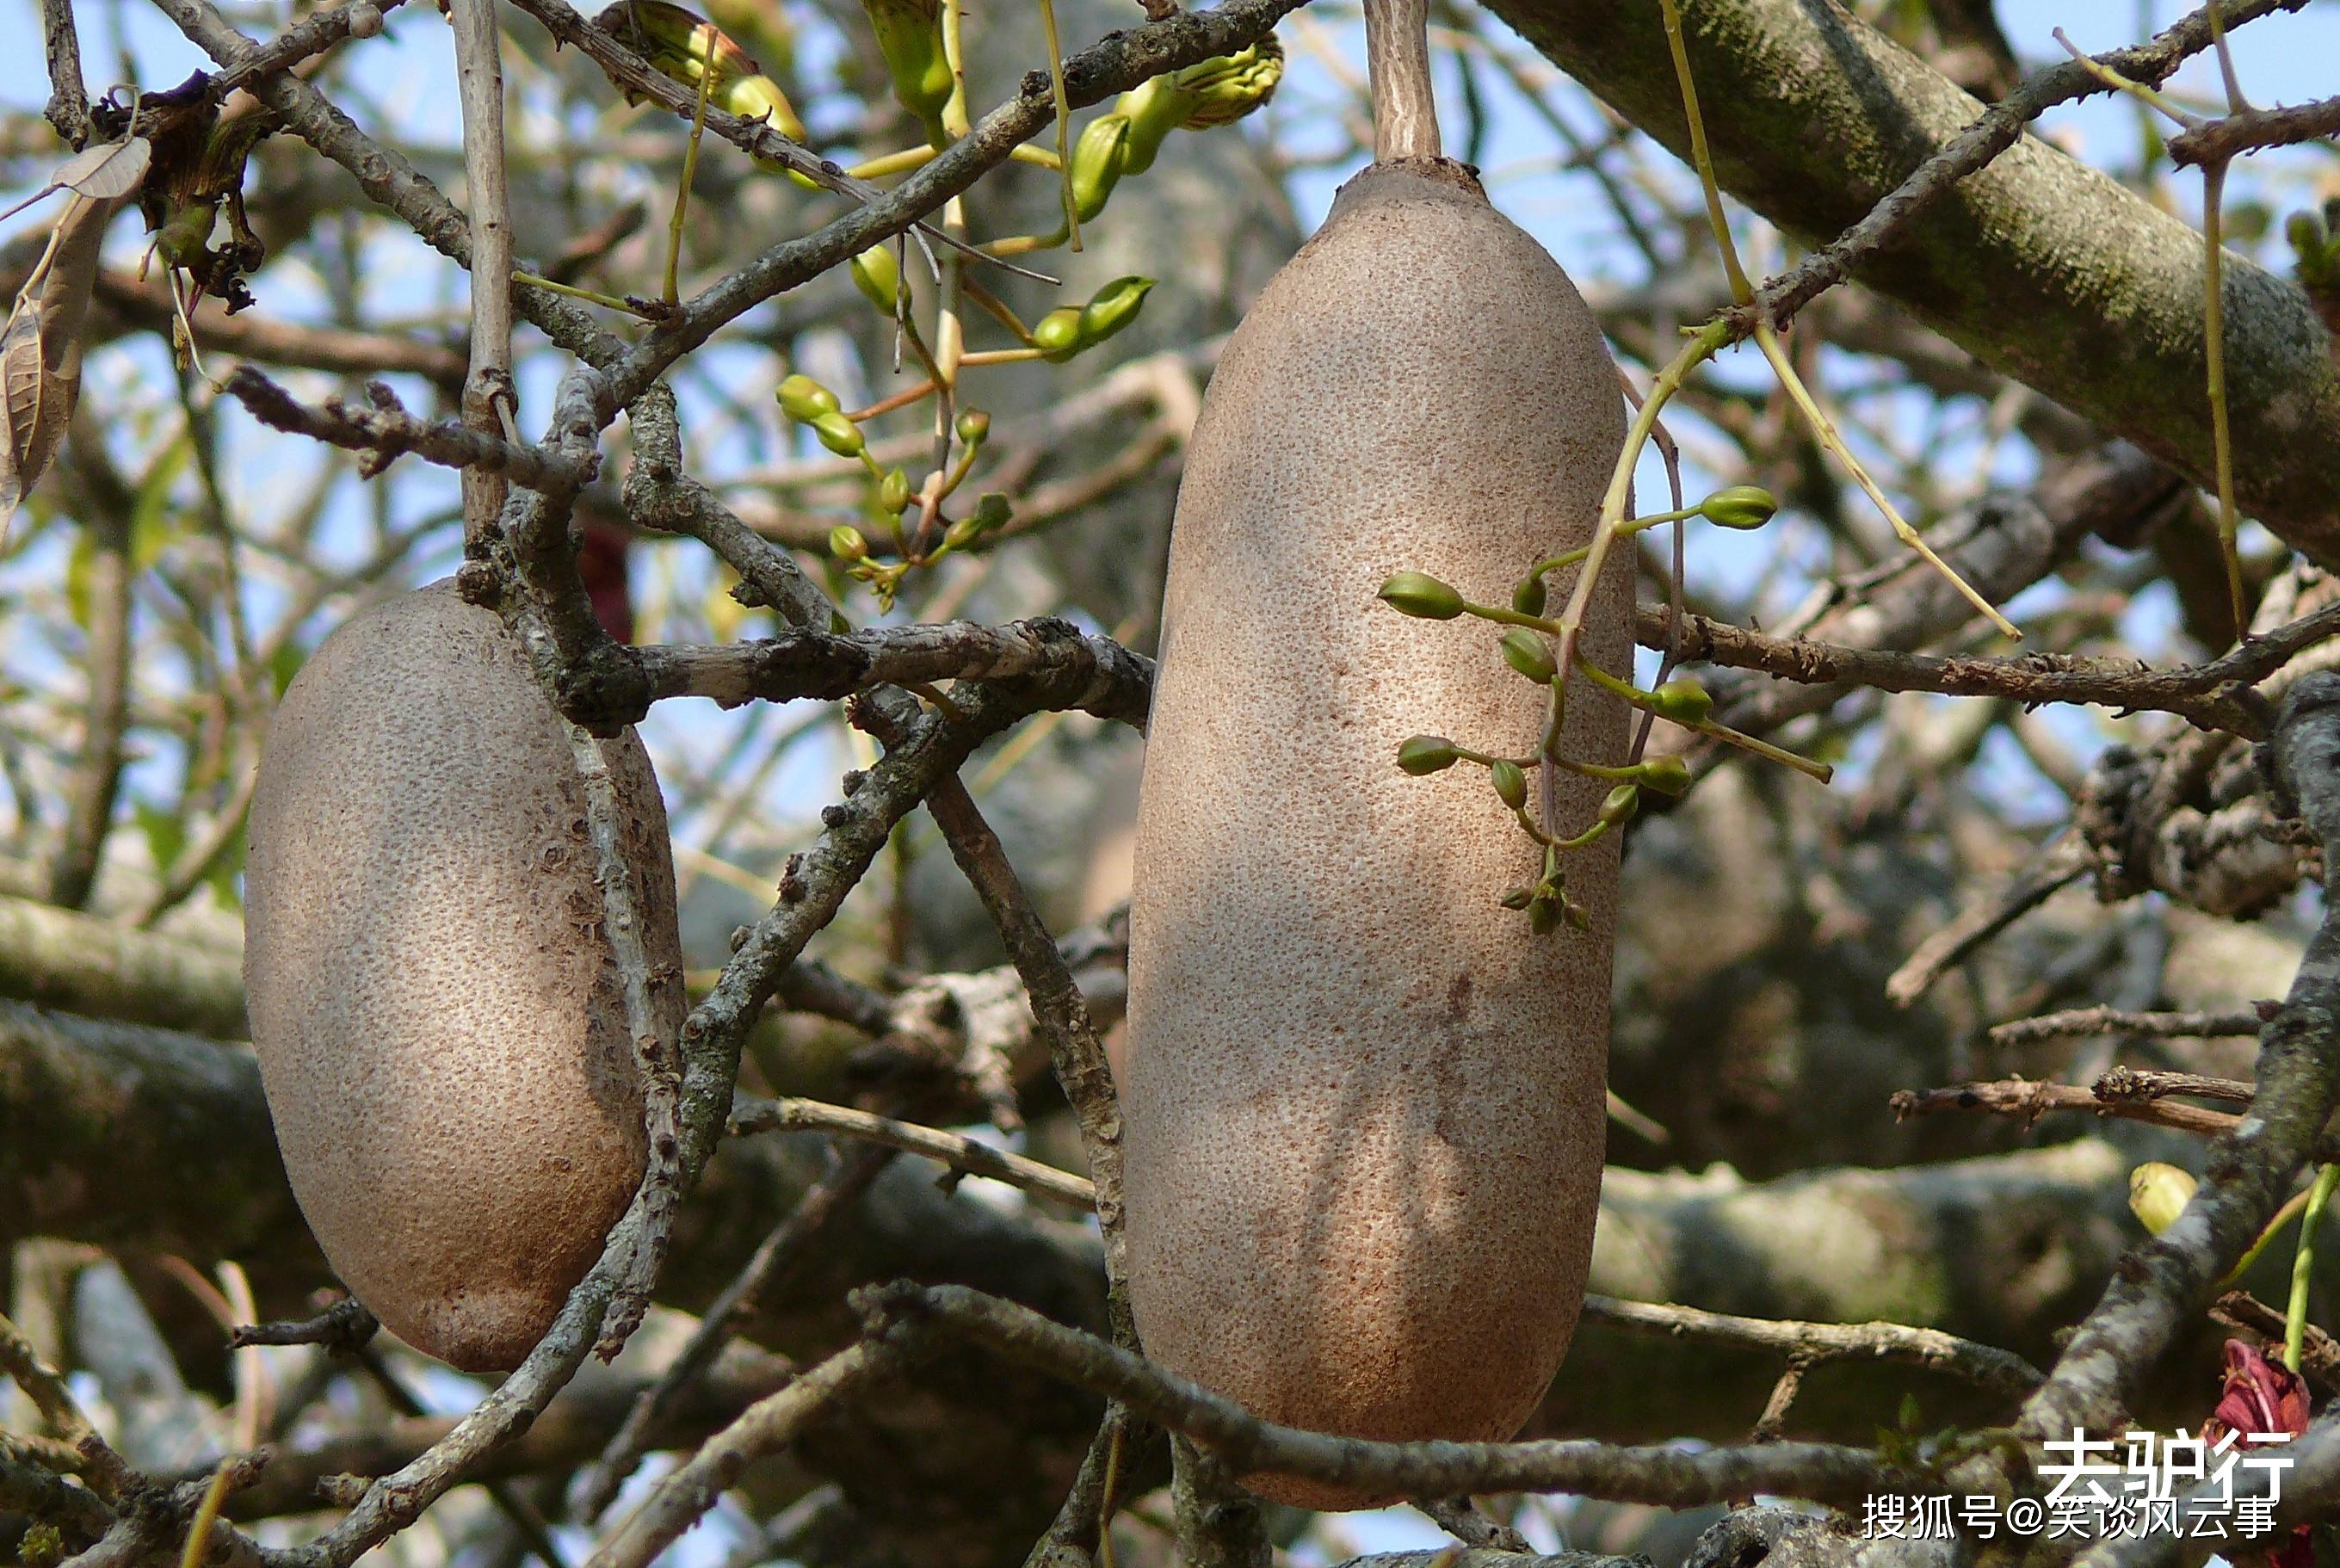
[{"x1": 2201, "y1": 1339, "x2": 2313, "y2": 1568}]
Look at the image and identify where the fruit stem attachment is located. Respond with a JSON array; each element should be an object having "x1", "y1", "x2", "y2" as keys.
[{"x1": 1362, "y1": 0, "x2": 1441, "y2": 164}]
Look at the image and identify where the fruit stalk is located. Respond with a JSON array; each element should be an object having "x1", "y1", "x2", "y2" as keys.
[{"x1": 1363, "y1": 0, "x2": 1440, "y2": 163}]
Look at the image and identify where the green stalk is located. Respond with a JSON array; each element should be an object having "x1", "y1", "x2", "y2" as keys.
[
  {"x1": 2202, "y1": 159, "x2": 2245, "y2": 642},
  {"x1": 2288, "y1": 1163, "x2": 2339, "y2": 1373},
  {"x1": 1657, "y1": 0, "x2": 1750, "y2": 304}
]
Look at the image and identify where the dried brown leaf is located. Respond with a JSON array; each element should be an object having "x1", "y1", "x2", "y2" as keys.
[
  {"x1": 2, "y1": 192, "x2": 123, "y2": 517},
  {"x1": 53, "y1": 136, "x2": 151, "y2": 201}
]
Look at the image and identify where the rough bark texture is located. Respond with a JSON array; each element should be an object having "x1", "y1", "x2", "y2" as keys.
[{"x1": 1484, "y1": 0, "x2": 2340, "y2": 559}]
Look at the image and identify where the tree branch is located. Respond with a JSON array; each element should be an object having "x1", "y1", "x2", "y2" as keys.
[
  {"x1": 1489, "y1": 0, "x2": 2340, "y2": 559},
  {"x1": 222, "y1": 367, "x2": 591, "y2": 489},
  {"x1": 862, "y1": 1284, "x2": 1921, "y2": 1509},
  {"x1": 632, "y1": 620, "x2": 1153, "y2": 728},
  {"x1": 0, "y1": 894, "x2": 245, "y2": 1037}
]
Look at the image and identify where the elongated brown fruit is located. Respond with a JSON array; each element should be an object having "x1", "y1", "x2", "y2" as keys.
[
  {"x1": 1121, "y1": 153, "x2": 1628, "y2": 1507},
  {"x1": 244, "y1": 581, "x2": 680, "y2": 1373}
]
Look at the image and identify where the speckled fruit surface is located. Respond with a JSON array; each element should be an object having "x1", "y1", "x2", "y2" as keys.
[
  {"x1": 1123, "y1": 160, "x2": 1628, "y2": 1509},
  {"x1": 245, "y1": 581, "x2": 681, "y2": 1373}
]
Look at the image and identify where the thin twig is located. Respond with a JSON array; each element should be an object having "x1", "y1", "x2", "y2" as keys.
[
  {"x1": 572, "y1": 1144, "x2": 891, "y2": 1521},
  {"x1": 585, "y1": 1336, "x2": 921, "y2": 1568},
  {"x1": 221, "y1": 367, "x2": 592, "y2": 490},
  {"x1": 1988, "y1": 1005, "x2": 2272, "y2": 1051},
  {"x1": 1647, "y1": 596, "x2": 2340, "y2": 739},
  {"x1": 730, "y1": 1097, "x2": 1098, "y2": 1207},
  {"x1": 1580, "y1": 1296, "x2": 2043, "y2": 1399}
]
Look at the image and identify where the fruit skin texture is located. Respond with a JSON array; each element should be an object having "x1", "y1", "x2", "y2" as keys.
[
  {"x1": 1122, "y1": 160, "x2": 1628, "y2": 1509},
  {"x1": 244, "y1": 581, "x2": 682, "y2": 1374}
]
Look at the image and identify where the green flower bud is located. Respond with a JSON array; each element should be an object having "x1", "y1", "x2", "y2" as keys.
[
  {"x1": 1490, "y1": 758, "x2": 1528, "y2": 810},
  {"x1": 1649, "y1": 676, "x2": 1713, "y2": 727},
  {"x1": 1075, "y1": 275, "x2": 1154, "y2": 352},
  {"x1": 1171, "y1": 34, "x2": 1283, "y2": 129},
  {"x1": 1497, "y1": 886, "x2": 1535, "y2": 911},
  {"x1": 1562, "y1": 895, "x2": 1591, "y2": 932},
  {"x1": 811, "y1": 411, "x2": 865, "y2": 458},
  {"x1": 1633, "y1": 753, "x2": 1693, "y2": 797},
  {"x1": 1397, "y1": 735, "x2": 1460, "y2": 775},
  {"x1": 955, "y1": 409, "x2": 991, "y2": 446},
  {"x1": 1598, "y1": 783, "x2": 1640, "y2": 829},
  {"x1": 851, "y1": 244, "x2": 901, "y2": 316},
  {"x1": 1114, "y1": 34, "x2": 1282, "y2": 176},
  {"x1": 856, "y1": 0, "x2": 953, "y2": 135},
  {"x1": 943, "y1": 515, "x2": 981, "y2": 550},
  {"x1": 2128, "y1": 1162, "x2": 2197, "y2": 1236},
  {"x1": 595, "y1": 1, "x2": 805, "y2": 139},
  {"x1": 1378, "y1": 572, "x2": 1463, "y2": 620},
  {"x1": 1527, "y1": 895, "x2": 1560, "y2": 935},
  {"x1": 1066, "y1": 114, "x2": 1131, "y2": 223},
  {"x1": 878, "y1": 467, "x2": 912, "y2": 514},
  {"x1": 2293, "y1": 207, "x2": 2340, "y2": 293},
  {"x1": 1499, "y1": 627, "x2": 1558, "y2": 685},
  {"x1": 829, "y1": 524, "x2": 869, "y2": 562},
  {"x1": 970, "y1": 492, "x2": 1013, "y2": 532},
  {"x1": 1512, "y1": 574, "x2": 1547, "y2": 618},
  {"x1": 777, "y1": 373, "x2": 839, "y2": 422},
  {"x1": 1698, "y1": 484, "x2": 1779, "y2": 531},
  {"x1": 720, "y1": 70, "x2": 806, "y2": 142},
  {"x1": 1032, "y1": 306, "x2": 1085, "y2": 361}
]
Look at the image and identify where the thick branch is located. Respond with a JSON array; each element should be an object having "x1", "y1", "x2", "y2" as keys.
[
  {"x1": 449, "y1": 0, "x2": 516, "y2": 548},
  {"x1": 633, "y1": 620, "x2": 1154, "y2": 728},
  {"x1": 0, "y1": 895, "x2": 244, "y2": 1037},
  {"x1": 1490, "y1": 0, "x2": 2340, "y2": 558}
]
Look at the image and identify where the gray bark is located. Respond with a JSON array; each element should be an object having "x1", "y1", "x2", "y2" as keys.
[{"x1": 1484, "y1": 0, "x2": 2340, "y2": 559}]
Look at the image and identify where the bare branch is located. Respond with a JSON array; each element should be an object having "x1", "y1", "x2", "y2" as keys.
[
  {"x1": 1580, "y1": 1296, "x2": 2042, "y2": 1400},
  {"x1": 1988, "y1": 1005, "x2": 2270, "y2": 1051},
  {"x1": 1992, "y1": 670, "x2": 2340, "y2": 1454},
  {"x1": 632, "y1": 620, "x2": 1154, "y2": 729},
  {"x1": 449, "y1": 0, "x2": 517, "y2": 550},
  {"x1": 573, "y1": 1145, "x2": 892, "y2": 1520},
  {"x1": 1889, "y1": 1076, "x2": 2246, "y2": 1140},
  {"x1": 862, "y1": 1283, "x2": 1920, "y2": 1508},
  {"x1": 1649, "y1": 596, "x2": 2340, "y2": 739},
  {"x1": 40, "y1": 0, "x2": 90, "y2": 146},
  {"x1": 221, "y1": 367, "x2": 594, "y2": 489},
  {"x1": 585, "y1": 1336, "x2": 920, "y2": 1568},
  {"x1": 1728, "y1": 0, "x2": 2311, "y2": 332},
  {"x1": 730, "y1": 1097, "x2": 1100, "y2": 1207},
  {"x1": 2170, "y1": 93, "x2": 2340, "y2": 164},
  {"x1": 146, "y1": 0, "x2": 625, "y2": 367}
]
